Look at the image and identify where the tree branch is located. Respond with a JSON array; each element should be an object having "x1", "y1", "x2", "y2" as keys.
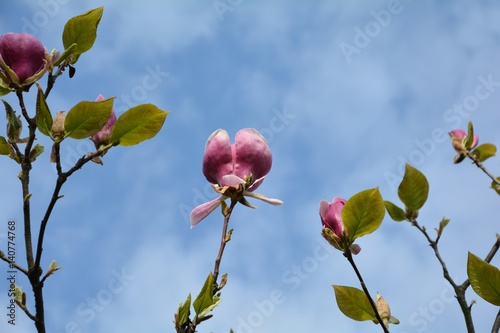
[{"x1": 411, "y1": 219, "x2": 475, "y2": 333}]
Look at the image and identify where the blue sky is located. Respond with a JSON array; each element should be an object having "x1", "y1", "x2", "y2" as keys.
[{"x1": 1, "y1": 1, "x2": 500, "y2": 332}]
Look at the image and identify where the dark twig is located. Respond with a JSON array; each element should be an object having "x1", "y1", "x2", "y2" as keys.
[{"x1": 344, "y1": 250, "x2": 390, "y2": 333}]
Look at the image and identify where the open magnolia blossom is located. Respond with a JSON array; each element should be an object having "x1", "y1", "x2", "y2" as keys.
[
  {"x1": 320, "y1": 197, "x2": 360, "y2": 254},
  {"x1": 190, "y1": 128, "x2": 283, "y2": 227},
  {"x1": 0, "y1": 32, "x2": 49, "y2": 89},
  {"x1": 449, "y1": 129, "x2": 479, "y2": 163}
]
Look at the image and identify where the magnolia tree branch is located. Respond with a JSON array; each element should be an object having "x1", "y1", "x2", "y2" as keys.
[
  {"x1": 492, "y1": 309, "x2": 500, "y2": 333},
  {"x1": 465, "y1": 150, "x2": 500, "y2": 187},
  {"x1": 0, "y1": 251, "x2": 28, "y2": 275},
  {"x1": 461, "y1": 235, "x2": 500, "y2": 292},
  {"x1": 344, "y1": 250, "x2": 390, "y2": 333},
  {"x1": 410, "y1": 219, "x2": 475, "y2": 333}
]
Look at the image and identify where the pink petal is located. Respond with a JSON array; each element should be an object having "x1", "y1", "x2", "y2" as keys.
[
  {"x1": 221, "y1": 174, "x2": 245, "y2": 187},
  {"x1": 190, "y1": 196, "x2": 224, "y2": 227},
  {"x1": 233, "y1": 128, "x2": 272, "y2": 191},
  {"x1": 244, "y1": 191, "x2": 283, "y2": 205},
  {"x1": 202, "y1": 129, "x2": 233, "y2": 185},
  {"x1": 319, "y1": 200, "x2": 330, "y2": 223}
]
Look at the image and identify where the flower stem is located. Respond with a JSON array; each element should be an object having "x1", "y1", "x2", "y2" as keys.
[
  {"x1": 213, "y1": 199, "x2": 237, "y2": 286},
  {"x1": 344, "y1": 250, "x2": 390, "y2": 333}
]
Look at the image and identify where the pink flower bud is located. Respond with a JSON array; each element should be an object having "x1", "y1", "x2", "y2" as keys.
[
  {"x1": 0, "y1": 33, "x2": 48, "y2": 88},
  {"x1": 449, "y1": 129, "x2": 479, "y2": 151},
  {"x1": 90, "y1": 94, "x2": 116, "y2": 149},
  {"x1": 319, "y1": 197, "x2": 346, "y2": 238},
  {"x1": 319, "y1": 197, "x2": 360, "y2": 254}
]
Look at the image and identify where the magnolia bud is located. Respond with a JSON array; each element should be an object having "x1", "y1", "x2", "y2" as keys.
[
  {"x1": 51, "y1": 111, "x2": 66, "y2": 141},
  {"x1": 376, "y1": 292, "x2": 391, "y2": 328}
]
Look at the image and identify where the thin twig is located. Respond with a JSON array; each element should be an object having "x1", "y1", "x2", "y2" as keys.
[
  {"x1": 0, "y1": 252, "x2": 28, "y2": 275},
  {"x1": 344, "y1": 250, "x2": 390, "y2": 333},
  {"x1": 411, "y1": 219, "x2": 475, "y2": 333},
  {"x1": 492, "y1": 309, "x2": 500, "y2": 333},
  {"x1": 465, "y1": 151, "x2": 500, "y2": 187}
]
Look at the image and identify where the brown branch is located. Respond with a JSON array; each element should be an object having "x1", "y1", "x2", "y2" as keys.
[{"x1": 411, "y1": 219, "x2": 475, "y2": 333}]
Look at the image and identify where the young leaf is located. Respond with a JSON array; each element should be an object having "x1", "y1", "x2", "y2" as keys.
[
  {"x1": 342, "y1": 188, "x2": 385, "y2": 241},
  {"x1": 398, "y1": 164, "x2": 429, "y2": 213},
  {"x1": 3, "y1": 100, "x2": 22, "y2": 141},
  {"x1": 193, "y1": 272, "x2": 220, "y2": 320},
  {"x1": 471, "y1": 143, "x2": 496, "y2": 162},
  {"x1": 491, "y1": 177, "x2": 500, "y2": 195},
  {"x1": 177, "y1": 294, "x2": 191, "y2": 328},
  {"x1": 384, "y1": 201, "x2": 406, "y2": 222},
  {"x1": 467, "y1": 252, "x2": 500, "y2": 306},
  {"x1": 29, "y1": 144, "x2": 44, "y2": 162},
  {"x1": 64, "y1": 98, "x2": 114, "y2": 139},
  {"x1": 62, "y1": 7, "x2": 104, "y2": 63},
  {"x1": 333, "y1": 285, "x2": 376, "y2": 321},
  {"x1": 0, "y1": 136, "x2": 10, "y2": 155},
  {"x1": 463, "y1": 121, "x2": 475, "y2": 150},
  {"x1": 435, "y1": 217, "x2": 450, "y2": 238},
  {"x1": 110, "y1": 104, "x2": 168, "y2": 146},
  {"x1": 52, "y1": 43, "x2": 77, "y2": 67},
  {"x1": 35, "y1": 83, "x2": 52, "y2": 137}
]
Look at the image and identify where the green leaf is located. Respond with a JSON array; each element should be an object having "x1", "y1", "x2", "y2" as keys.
[
  {"x1": 64, "y1": 98, "x2": 114, "y2": 139},
  {"x1": 333, "y1": 285, "x2": 376, "y2": 322},
  {"x1": 52, "y1": 43, "x2": 77, "y2": 67},
  {"x1": 62, "y1": 7, "x2": 104, "y2": 63},
  {"x1": 342, "y1": 188, "x2": 385, "y2": 241},
  {"x1": 384, "y1": 201, "x2": 406, "y2": 222},
  {"x1": 467, "y1": 252, "x2": 500, "y2": 306},
  {"x1": 177, "y1": 294, "x2": 191, "y2": 328},
  {"x1": 471, "y1": 143, "x2": 496, "y2": 162},
  {"x1": 398, "y1": 164, "x2": 429, "y2": 214},
  {"x1": 29, "y1": 144, "x2": 44, "y2": 162},
  {"x1": 0, "y1": 136, "x2": 10, "y2": 155},
  {"x1": 0, "y1": 80, "x2": 10, "y2": 96},
  {"x1": 463, "y1": 121, "x2": 475, "y2": 150},
  {"x1": 193, "y1": 272, "x2": 220, "y2": 319},
  {"x1": 110, "y1": 104, "x2": 168, "y2": 146},
  {"x1": 35, "y1": 83, "x2": 52, "y2": 137},
  {"x1": 491, "y1": 177, "x2": 500, "y2": 195},
  {"x1": 3, "y1": 100, "x2": 22, "y2": 141}
]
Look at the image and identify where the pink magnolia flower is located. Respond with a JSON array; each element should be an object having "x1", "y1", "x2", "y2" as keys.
[
  {"x1": 190, "y1": 128, "x2": 283, "y2": 227},
  {"x1": 90, "y1": 94, "x2": 117, "y2": 149},
  {"x1": 0, "y1": 33, "x2": 48, "y2": 89},
  {"x1": 449, "y1": 129, "x2": 479, "y2": 163},
  {"x1": 319, "y1": 197, "x2": 360, "y2": 254}
]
